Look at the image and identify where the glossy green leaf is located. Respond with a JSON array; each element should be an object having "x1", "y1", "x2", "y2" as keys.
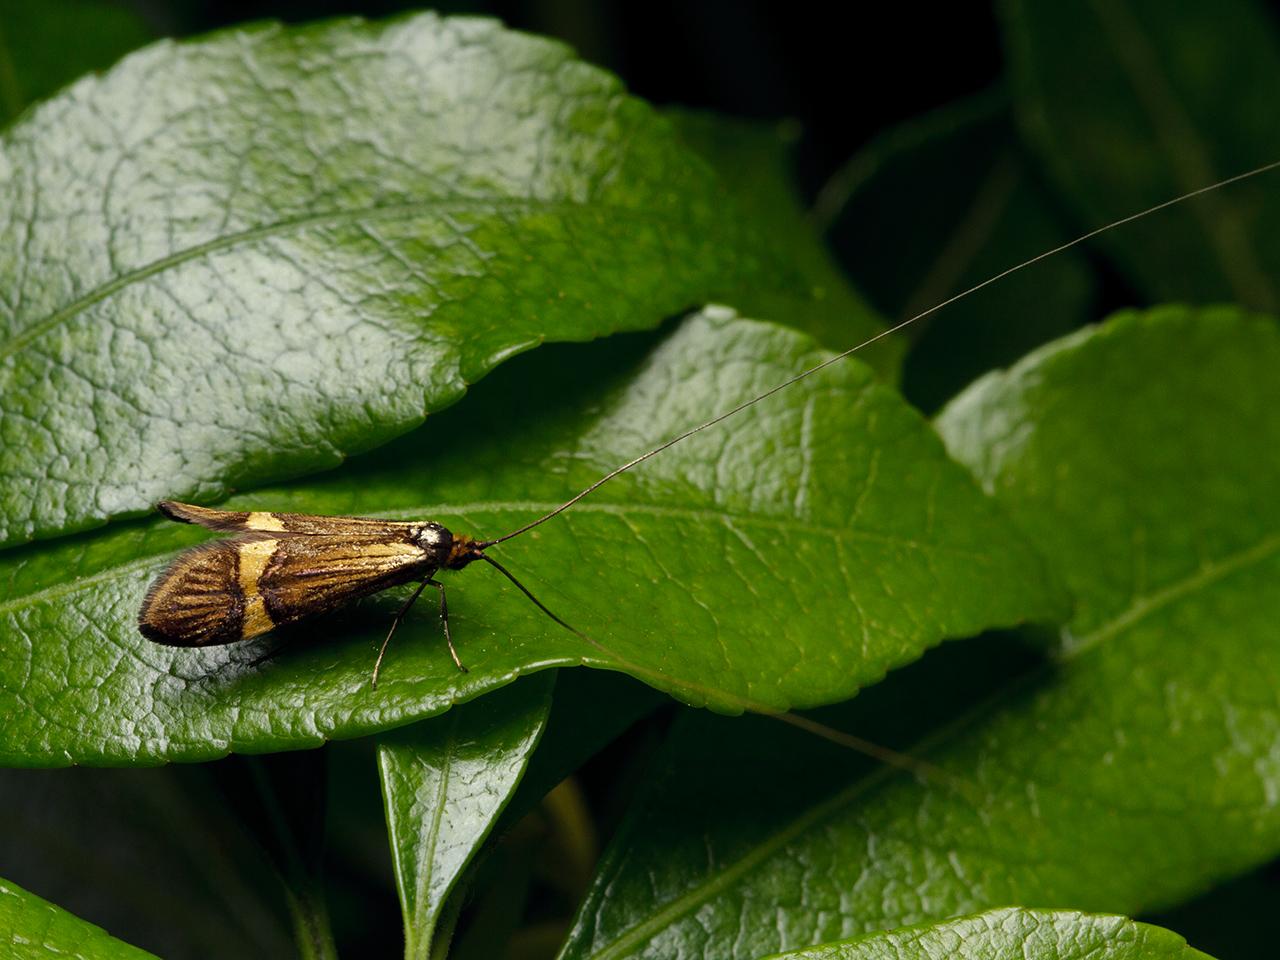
[
  {"x1": 816, "y1": 89, "x2": 1093, "y2": 411},
  {"x1": 0, "y1": 876, "x2": 159, "y2": 960},
  {"x1": 669, "y1": 110, "x2": 901, "y2": 376},
  {"x1": 557, "y1": 306, "x2": 1280, "y2": 959},
  {"x1": 378, "y1": 674, "x2": 555, "y2": 960},
  {"x1": 760, "y1": 908, "x2": 1209, "y2": 960},
  {"x1": 0, "y1": 0, "x2": 152, "y2": 126},
  {"x1": 998, "y1": 0, "x2": 1280, "y2": 311},
  {"x1": 0, "y1": 309, "x2": 1064, "y2": 765},
  {"x1": 0, "y1": 12, "x2": 767, "y2": 548}
]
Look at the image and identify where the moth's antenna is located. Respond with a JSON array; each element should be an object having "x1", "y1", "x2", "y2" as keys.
[
  {"x1": 489, "y1": 157, "x2": 1280, "y2": 546},
  {"x1": 479, "y1": 553, "x2": 586, "y2": 640}
]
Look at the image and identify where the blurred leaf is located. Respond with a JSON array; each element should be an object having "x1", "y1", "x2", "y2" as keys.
[
  {"x1": 377, "y1": 674, "x2": 555, "y2": 960},
  {"x1": 0, "y1": 876, "x2": 160, "y2": 960},
  {"x1": 557, "y1": 306, "x2": 1280, "y2": 959},
  {"x1": 0, "y1": 765, "x2": 293, "y2": 959},
  {"x1": 759, "y1": 908, "x2": 1209, "y2": 960},
  {"x1": 0, "y1": 309, "x2": 1063, "y2": 765},
  {"x1": 449, "y1": 836, "x2": 541, "y2": 960},
  {"x1": 998, "y1": 0, "x2": 1280, "y2": 310},
  {"x1": 320, "y1": 738, "x2": 403, "y2": 955},
  {"x1": 816, "y1": 89, "x2": 1093, "y2": 411},
  {"x1": 501, "y1": 668, "x2": 666, "y2": 829},
  {"x1": 232, "y1": 752, "x2": 338, "y2": 960},
  {"x1": 669, "y1": 109, "x2": 902, "y2": 376},
  {"x1": 0, "y1": 12, "x2": 771, "y2": 548},
  {"x1": 0, "y1": 0, "x2": 152, "y2": 125}
]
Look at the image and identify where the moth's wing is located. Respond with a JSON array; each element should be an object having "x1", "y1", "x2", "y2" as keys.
[
  {"x1": 139, "y1": 538, "x2": 253, "y2": 646},
  {"x1": 156, "y1": 501, "x2": 261, "y2": 532},
  {"x1": 156, "y1": 500, "x2": 419, "y2": 537},
  {"x1": 138, "y1": 533, "x2": 433, "y2": 647},
  {"x1": 255, "y1": 535, "x2": 433, "y2": 632}
]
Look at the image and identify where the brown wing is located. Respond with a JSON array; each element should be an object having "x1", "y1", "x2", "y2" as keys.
[
  {"x1": 256, "y1": 535, "x2": 433, "y2": 631},
  {"x1": 157, "y1": 500, "x2": 420, "y2": 538},
  {"x1": 138, "y1": 534, "x2": 433, "y2": 647},
  {"x1": 139, "y1": 539, "x2": 249, "y2": 646}
]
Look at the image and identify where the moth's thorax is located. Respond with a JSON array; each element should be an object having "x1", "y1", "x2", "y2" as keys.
[{"x1": 411, "y1": 522, "x2": 454, "y2": 566}]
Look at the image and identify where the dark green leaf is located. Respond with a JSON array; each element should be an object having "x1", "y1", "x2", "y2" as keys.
[
  {"x1": 556, "y1": 306, "x2": 1280, "y2": 958},
  {"x1": 669, "y1": 110, "x2": 901, "y2": 376},
  {"x1": 0, "y1": 0, "x2": 153, "y2": 125},
  {"x1": 759, "y1": 908, "x2": 1209, "y2": 960},
  {"x1": 0, "y1": 876, "x2": 160, "y2": 960},
  {"x1": 998, "y1": 0, "x2": 1280, "y2": 310},
  {"x1": 0, "y1": 309, "x2": 1063, "y2": 764},
  {"x1": 377, "y1": 674, "x2": 555, "y2": 960},
  {"x1": 0, "y1": 13, "x2": 767, "y2": 548},
  {"x1": 816, "y1": 89, "x2": 1093, "y2": 411}
]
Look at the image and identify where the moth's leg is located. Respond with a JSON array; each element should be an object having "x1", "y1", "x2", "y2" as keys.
[
  {"x1": 427, "y1": 578, "x2": 468, "y2": 674},
  {"x1": 371, "y1": 579, "x2": 430, "y2": 689}
]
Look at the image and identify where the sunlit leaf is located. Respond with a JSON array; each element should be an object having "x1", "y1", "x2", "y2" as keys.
[{"x1": 0, "y1": 13, "x2": 769, "y2": 547}]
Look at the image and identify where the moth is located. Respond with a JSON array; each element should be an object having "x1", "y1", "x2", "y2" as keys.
[
  {"x1": 138, "y1": 500, "x2": 570, "y2": 687},
  {"x1": 138, "y1": 159, "x2": 1280, "y2": 687}
]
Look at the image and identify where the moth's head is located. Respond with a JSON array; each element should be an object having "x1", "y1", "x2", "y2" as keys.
[
  {"x1": 412, "y1": 522, "x2": 455, "y2": 566},
  {"x1": 444, "y1": 534, "x2": 488, "y2": 570}
]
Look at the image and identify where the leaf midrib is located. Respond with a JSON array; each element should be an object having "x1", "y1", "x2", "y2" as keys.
[
  {"x1": 1064, "y1": 530, "x2": 1280, "y2": 656},
  {"x1": 571, "y1": 525, "x2": 1280, "y2": 960},
  {"x1": 412, "y1": 716, "x2": 456, "y2": 960},
  {"x1": 0, "y1": 193, "x2": 699, "y2": 361}
]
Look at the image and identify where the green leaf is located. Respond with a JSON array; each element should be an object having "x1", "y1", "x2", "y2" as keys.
[
  {"x1": 556, "y1": 306, "x2": 1280, "y2": 958},
  {"x1": 0, "y1": 12, "x2": 766, "y2": 549},
  {"x1": 0, "y1": 309, "x2": 1064, "y2": 764},
  {"x1": 377, "y1": 674, "x2": 555, "y2": 960},
  {"x1": 0, "y1": 876, "x2": 160, "y2": 960},
  {"x1": 759, "y1": 908, "x2": 1209, "y2": 960},
  {"x1": 668, "y1": 110, "x2": 902, "y2": 377},
  {"x1": 815, "y1": 89, "x2": 1093, "y2": 411},
  {"x1": 0, "y1": 0, "x2": 153, "y2": 125},
  {"x1": 998, "y1": 0, "x2": 1280, "y2": 311}
]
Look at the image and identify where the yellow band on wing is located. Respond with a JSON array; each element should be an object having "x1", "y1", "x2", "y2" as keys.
[
  {"x1": 239, "y1": 538, "x2": 278, "y2": 639},
  {"x1": 246, "y1": 511, "x2": 287, "y2": 532}
]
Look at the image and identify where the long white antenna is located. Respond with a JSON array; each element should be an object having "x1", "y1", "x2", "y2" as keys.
[{"x1": 485, "y1": 157, "x2": 1280, "y2": 547}]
